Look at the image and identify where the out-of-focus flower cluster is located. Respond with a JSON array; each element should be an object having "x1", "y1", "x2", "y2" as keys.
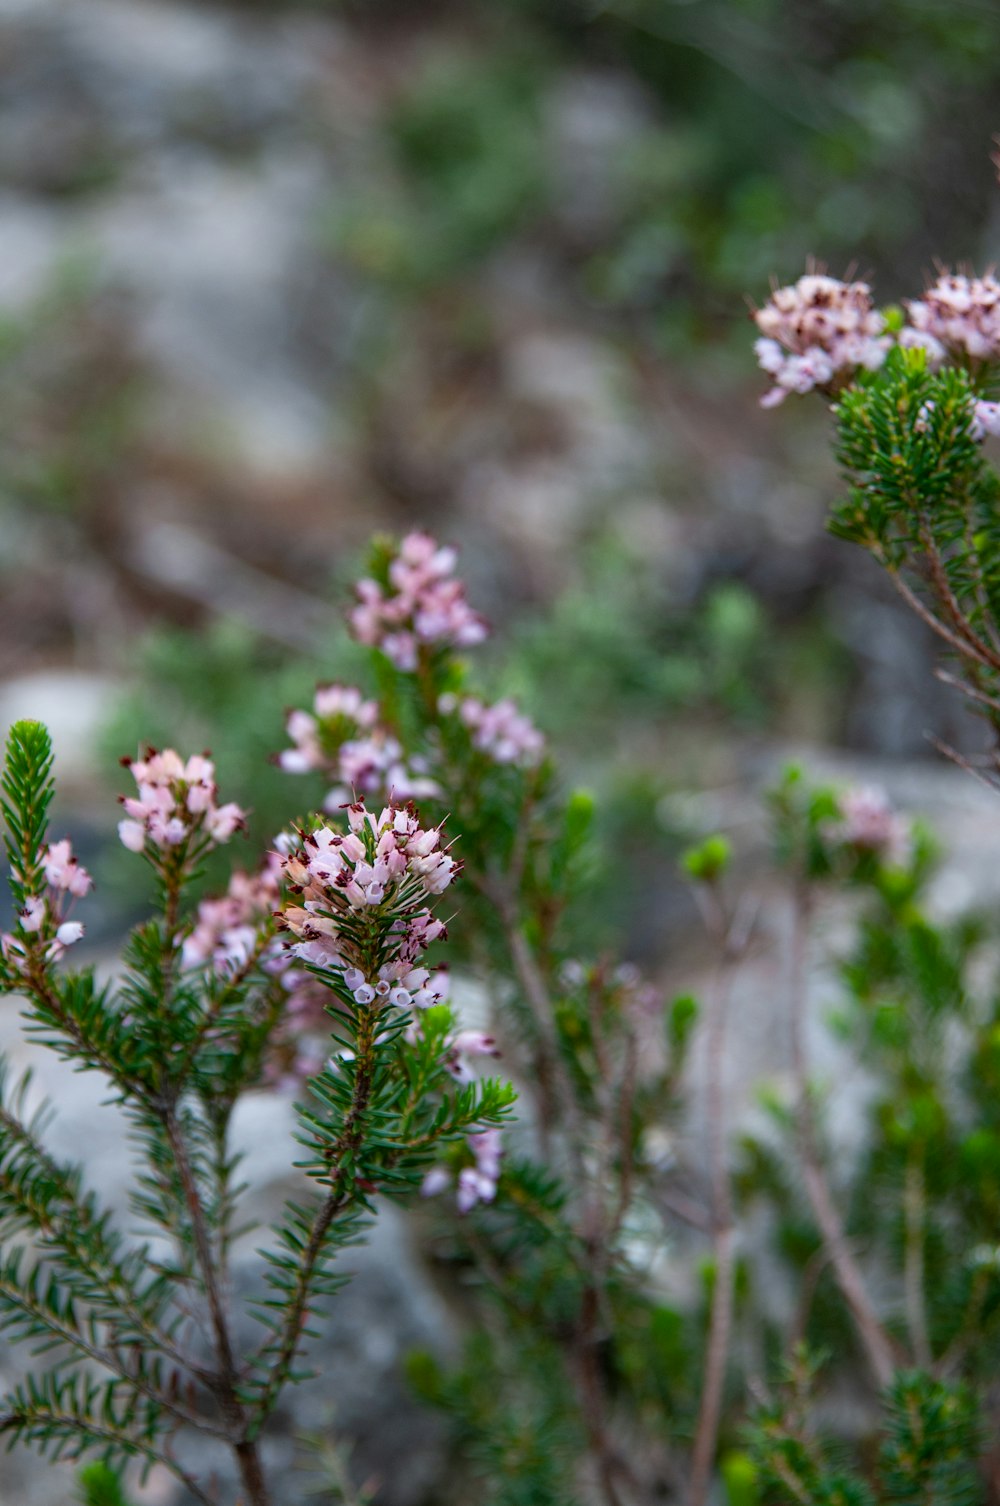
[
  {"x1": 752, "y1": 272, "x2": 890, "y2": 407},
  {"x1": 279, "y1": 684, "x2": 440, "y2": 809},
  {"x1": 825, "y1": 786, "x2": 912, "y2": 866},
  {"x1": 2, "y1": 838, "x2": 91, "y2": 970},
  {"x1": 349, "y1": 531, "x2": 489, "y2": 671},
  {"x1": 278, "y1": 686, "x2": 378, "y2": 775},
  {"x1": 753, "y1": 267, "x2": 1000, "y2": 429},
  {"x1": 118, "y1": 750, "x2": 246, "y2": 855},
  {"x1": 559, "y1": 957, "x2": 661, "y2": 1015},
  {"x1": 422, "y1": 1125, "x2": 503, "y2": 1213},
  {"x1": 181, "y1": 857, "x2": 282, "y2": 973},
  {"x1": 277, "y1": 801, "x2": 458, "y2": 1005},
  {"x1": 438, "y1": 693, "x2": 545, "y2": 768},
  {"x1": 905, "y1": 271, "x2": 1000, "y2": 367}
]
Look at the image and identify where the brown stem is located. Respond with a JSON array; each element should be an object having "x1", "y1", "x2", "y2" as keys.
[
  {"x1": 918, "y1": 520, "x2": 1000, "y2": 673},
  {"x1": 250, "y1": 1004, "x2": 380, "y2": 1428},
  {"x1": 164, "y1": 1107, "x2": 271, "y2": 1506},
  {"x1": 655, "y1": 1183, "x2": 714, "y2": 1235},
  {"x1": 935, "y1": 1269, "x2": 989, "y2": 1378},
  {"x1": 787, "y1": 884, "x2": 897, "y2": 1389},
  {"x1": 934, "y1": 666, "x2": 1000, "y2": 716},
  {"x1": 883, "y1": 559, "x2": 1000, "y2": 675}
]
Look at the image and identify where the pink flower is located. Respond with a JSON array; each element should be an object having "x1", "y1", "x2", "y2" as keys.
[
  {"x1": 206, "y1": 802, "x2": 245, "y2": 843},
  {"x1": 444, "y1": 1029, "x2": 500, "y2": 1083},
  {"x1": 827, "y1": 786, "x2": 911, "y2": 865},
  {"x1": 42, "y1": 839, "x2": 92, "y2": 897},
  {"x1": 118, "y1": 818, "x2": 147, "y2": 853},
  {"x1": 118, "y1": 748, "x2": 246, "y2": 855},
  {"x1": 422, "y1": 1126, "x2": 503, "y2": 1213},
  {"x1": 348, "y1": 532, "x2": 489, "y2": 670},
  {"x1": 181, "y1": 857, "x2": 282, "y2": 975},
  {"x1": 441, "y1": 693, "x2": 545, "y2": 768},
  {"x1": 752, "y1": 271, "x2": 889, "y2": 406},
  {"x1": 421, "y1": 1166, "x2": 452, "y2": 1198},
  {"x1": 972, "y1": 399, "x2": 1000, "y2": 440},
  {"x1": 277, "y1": 687, "x2": 441, "y2": 810},
  {"x1": 275, "y1": 800, "x2": 458, "y2": 995},
  {"x1": 905, "y1": 271, "x2": 1000, "y2": 365},
  {"x1": 20, "y1": 896, "x2": 45, "y2": 933}
]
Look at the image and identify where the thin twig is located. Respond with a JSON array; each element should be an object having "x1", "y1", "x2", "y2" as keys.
[
  {"x1": 918, "y1": 520, "x2": 1000, "y2": 673},
  {"x1": 250, "y1": 1004, "x2": 380, "y2": 1429},
  {"x1": 786, "y1": 884, "x2": 897, "y2": 1389},
  {"x1": 926, "y1": 733, "x2": 1000, "y2": 796},
  {"x1": 163, "y1": 1107, "x2": 271, "y2": 1506},
  {"x1": 883, "y1": 562, "x2": 1000, "y2": 674},
  {"x1": 935, "y1": 666, "x2": 1000, "y2": 716}
]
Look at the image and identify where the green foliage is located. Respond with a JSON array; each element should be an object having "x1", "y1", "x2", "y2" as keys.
[
  {"x1": 878, "y1": 1373, "x2": 981, "y2": 1506},
  {"x1": 0, "y1": 259, "x2": 142, "y2": 519},
  {"x1": 330, "y1": 47, "x2": 546, "y2": 289},
  {"x1": 747, "y1": 1356, "x2": 982, "y2": 1506},
  {"x1": 1, "y1": 719, "x2": 55, "y2": 907},
  {"x1": 316, "y1": 0, "x2": 1000, "y2": 355},
  {"x1": 8, "y1": 495, "x2": 1000, "y2": 1502},
  {"x1": 681, "y1": 832, "x2": 731, "y2": 883},
  {"x1": 407, "y1": 1333, "x2": 581, "y2": 1506},
  {"x1": 77, "y1": 1462, "x2": 135, "y2": 1506}
]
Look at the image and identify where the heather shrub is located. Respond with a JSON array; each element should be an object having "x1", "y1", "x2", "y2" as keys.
[{"x1": 10, "y1": 157, "x2": 1000, "y2": 1505}]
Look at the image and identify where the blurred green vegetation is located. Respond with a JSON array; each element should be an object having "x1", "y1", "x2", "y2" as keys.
[
  {"x1": 326, "y1": 0, "x2": 1000, "y2": 357},
  {"x1": 100, "y1": 534, "x2": 848, "y2": 954}
]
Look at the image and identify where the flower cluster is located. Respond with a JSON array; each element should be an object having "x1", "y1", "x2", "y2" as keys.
[
  {"x1": 438, "y1": 693, "x2": 545, "y2": 768},
  {"x1": 422, "y1": 1126, "x2": 503, "y2": 1213},
  {"x1": 349, "y1": 531, "x2": 489, "y2": 671},
  {"x1": 118, "y1": 750, "x2": 246, "y2": 855},
  {"x1": 277, "y1": 801, "x2": 458, "y2": 1002},
  {"x1": 278, "y1": 685, "x2": 379, "y2": 775},
  {"x1": 278, "y1": 683, "x2": 441, "y2": 809},
  {"x1": 1, "y1": 838, "x2": 91, "y2": 971},
  {"x1": 905, "y1": 270, "x2": 1000, "y2": 366},
  {"x1": 752, "y1": 272, "x2": 889, "y2": 407},
  {"x1": 826, "y1": 786, "x2": 912, "y2": 866},
  {"x1": 181, "y1": 857, "x2": 282, "y2": 973}
]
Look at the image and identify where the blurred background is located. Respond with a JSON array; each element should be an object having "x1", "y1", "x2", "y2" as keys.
[
  {"x1": 4, "y1": 0, "x2": 1000, "y2": 1500},
  {"x1": 5, "y1": 0, "x2": 1000, "y2": 828}
]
